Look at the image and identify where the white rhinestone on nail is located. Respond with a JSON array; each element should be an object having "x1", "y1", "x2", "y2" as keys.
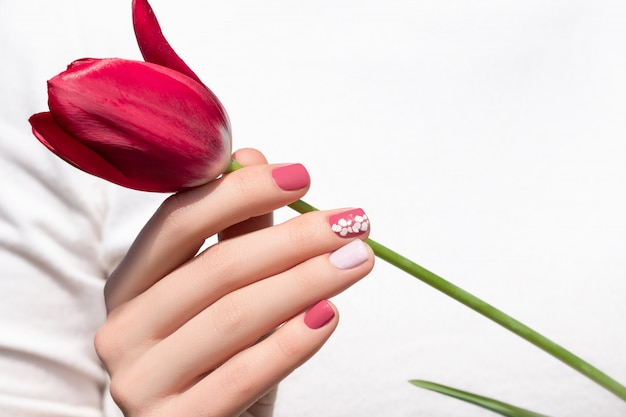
[{"x1": 331, "y1": 213, "x2": 370, "y2": 237}]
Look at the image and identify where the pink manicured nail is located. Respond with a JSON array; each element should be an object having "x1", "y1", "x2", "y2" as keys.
[
  {"x1": 271, "y1": 163, "x2": 310, "y2": 191},
  {"x1": 304, "y1": 300, "x2": 335, "y2": 329},
  {"x1": 329, "y1": 208, "x2": 369, "y2": 238},
  {"x1": 329, "y1": 239, "x2": 369, "y2": 269}
]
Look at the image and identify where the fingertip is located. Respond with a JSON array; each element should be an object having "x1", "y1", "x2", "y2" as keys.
[
  {"x1": 232, "y1": 148, "x2": 268, "y2": 166},
  {"x1": 271, "y1": 163, "x2": 311, "y2": 191},
  {"x1": 304, "y1": 300, "x2": 338, "y2": 330}
]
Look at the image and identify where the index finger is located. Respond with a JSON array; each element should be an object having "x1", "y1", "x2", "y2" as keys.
[{"x1": 105, "y1": 154, "x2": 310, "y2": 311}]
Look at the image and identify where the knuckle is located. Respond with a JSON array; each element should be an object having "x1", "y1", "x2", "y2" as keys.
[
  {"x1": 108, "y1": 374, "x2": 131, "y2": 409},
  {"x1": 292, "y1": 262, "x2": 322, "y2": 294},
  {"x1": 156, "y1": 192, "x2": 193, "y2": 233},
  {"x1": 94, "y1": 306, "x2": 139, "y2": 367},
  {"x1": 210, "y1": 293, "x2": 250, "y2": 336},
  {"x1": 229, "y1": 167, "x2": 267, "y2": 200},
  {"x1": 196, "y1": 242, "x2": 237, "y2": 286},
  {"x1": 108, "y1": 374, "x2": 145, "y2": 417},
  {"x1": 273, "y1": 331, "x2": 306, "y2": 360},
  {"x1": 108, "y1": 366, "x2": 163, "y2": 417},
  {"x1": 221, "y1": 358, "x2": 257, "y2": 399},
  {"x1": 283, "y1": 213, "x2": 320, "y2": 249},
  {"x1": 93, "y1": 320, "x2": 121, "y2": 365}
]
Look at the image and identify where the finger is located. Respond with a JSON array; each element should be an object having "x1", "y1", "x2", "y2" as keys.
[
  {"x1": 243, "y1": 387, "x2": 277, "y2": 417},
  {"x1": 121, "y1": 239, "x2": 373, "y2": 397},
  {"x1": 231, "y1": 148, "x2": 268, "y2": 166},
  {"x1": 219, "y1": 149, "x2": 274, "y2": 245},
  {"x1": 105, "y1": 159, "x2": 311, "y2": 311},
  {"x1": 169, "y1": 301, "x2": 339, "y2": 417},
  {"x1": 103, "y1": 208, "x2": 371, "y2": 363},
  {"x1": 217, "y1": 212, "x2": 274, "y2": 241}
]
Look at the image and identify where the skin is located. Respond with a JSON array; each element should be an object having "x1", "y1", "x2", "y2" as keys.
[{"x1": 94, "y1": 148, "x2": 375, "y2": 417}]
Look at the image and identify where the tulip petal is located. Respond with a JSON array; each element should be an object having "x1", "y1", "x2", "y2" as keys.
[
  {"x1": 43, "y1": 58, "x2": 231, "y2": 192},
  {"x1": 29, "y1": 112, "x2": 149, "y2": 190},
  {"x1": 132, "y1": 0, "x2": 203, "y2": 85}
]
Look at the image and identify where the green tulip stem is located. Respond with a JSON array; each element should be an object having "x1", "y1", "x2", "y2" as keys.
[{"x1": 227, "y1": 159, "x2": 626, "y2": 401}]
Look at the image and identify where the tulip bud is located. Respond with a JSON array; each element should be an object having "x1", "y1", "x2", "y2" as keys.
[{"x1": 29, "y1": 58, "x2": 232, "y2": 192}]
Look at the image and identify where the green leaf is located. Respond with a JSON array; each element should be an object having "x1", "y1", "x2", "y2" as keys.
[{"x1": 409, "y1": 380, "x2": 551, "y2": 417}]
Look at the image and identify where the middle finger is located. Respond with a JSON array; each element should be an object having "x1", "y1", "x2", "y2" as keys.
[{"x1": 116, "y1": 208, "x2": 371, "y2": 348}]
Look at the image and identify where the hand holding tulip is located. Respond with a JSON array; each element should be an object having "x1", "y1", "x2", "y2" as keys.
[
  {"x1": 95, "y1": 149, "x2": 375, "y2": 417},
  {"x1": 30, "y1": 0, "x2": 626, "y2": 413}
]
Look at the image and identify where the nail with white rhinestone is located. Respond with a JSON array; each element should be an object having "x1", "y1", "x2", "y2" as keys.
[{"x1": 329, "y1": 208, "x2": 370, "y2": 238}]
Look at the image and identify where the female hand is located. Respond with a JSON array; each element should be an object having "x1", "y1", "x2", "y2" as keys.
[{"x1": 94, "y1": 148, "x2": 374, "y2": 417}]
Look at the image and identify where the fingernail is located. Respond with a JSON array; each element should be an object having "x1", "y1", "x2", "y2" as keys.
[
  {"x1": 304, "y1": 300, "x2": 335, "y2": 329},
  {"x1": 329, "y1": 239, "x2": 369, "y2": 269},
  {"x1": 329, "y1": 208, "x2": 369, "y2": 238},
  {"x1": 271, "y1": 163, "x2": 310, "y2": 191}
]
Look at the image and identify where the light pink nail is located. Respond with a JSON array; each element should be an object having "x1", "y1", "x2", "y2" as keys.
[
  {"x1": 329, "y1": 239, "x2": 369, "y2": 270},
  {"x1": 304, "y1": 300, "x2": 335, "y2": 329}
]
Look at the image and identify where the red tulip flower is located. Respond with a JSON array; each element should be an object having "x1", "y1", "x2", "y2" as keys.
[{"x1": 28, "y1": 0, "x2": 231, "y2": 192}]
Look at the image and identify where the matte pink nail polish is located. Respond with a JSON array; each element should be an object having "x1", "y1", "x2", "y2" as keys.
[
  {"x1": 304, "y1": 300, "x2": 335, "y2": 329},
  {"x1": 329, "y1": 208, "x2": 369, "y2": 237},
  {"x1": 271, "y1": 163, "x2": 310, "y2": 191}
]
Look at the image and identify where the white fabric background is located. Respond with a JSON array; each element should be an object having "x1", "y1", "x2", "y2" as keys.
[{"x1": 1, "y1": 1, "x2": 625, "y2": 416}]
